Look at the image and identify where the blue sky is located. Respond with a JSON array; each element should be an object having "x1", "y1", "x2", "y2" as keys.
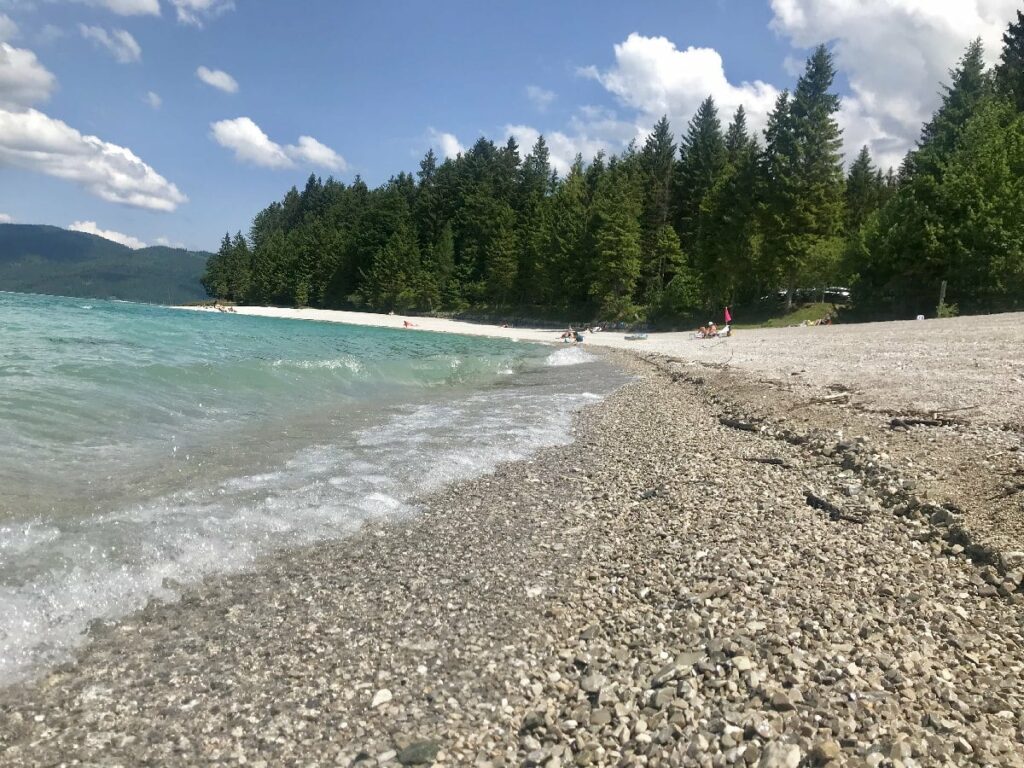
[{"x1": 0, "y1": 1, "x2": 1018, "y2": 251}]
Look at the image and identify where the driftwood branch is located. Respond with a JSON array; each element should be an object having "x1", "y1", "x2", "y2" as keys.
[
  {"x1": 805, "y1": 492, "x2": 868, "y2": 524},
  {"x1": 719, "y1": 416, "x2": 759, "y2": 433},
  {"x1": 738, "y1": 457, "x2": 790, "y2": 467},
  {"x1": 890, "y1": 416, "x2": 960, "y2": 429}
]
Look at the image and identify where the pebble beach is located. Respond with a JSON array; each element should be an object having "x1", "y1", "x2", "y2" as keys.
[{"x1": 3, "y1": 315, "x2": 1024, "y2": 766}]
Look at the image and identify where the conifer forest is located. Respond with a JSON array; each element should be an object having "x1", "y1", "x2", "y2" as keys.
[{"x1": 203, "y1": 18, "x2": 1024, "y2": 324}]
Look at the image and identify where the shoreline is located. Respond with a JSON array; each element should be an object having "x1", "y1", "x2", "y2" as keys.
[
  {"x1": 181, "y1": 305, "x2": 1024, "y2": 426},
  {"x1": 3, "y1": 350, "x2": 1023, "y2": 765}
]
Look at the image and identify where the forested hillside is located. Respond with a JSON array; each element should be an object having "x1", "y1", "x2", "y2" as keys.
[
  {"x1": 0, "y1": 224, "x2": 210, "y2": 304},
  {"x1": 204, "y1": 14, "x2": 1024, "y2": 323}
]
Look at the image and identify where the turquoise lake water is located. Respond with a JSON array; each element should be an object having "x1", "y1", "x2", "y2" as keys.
[{"x1": 0, "y1": 292, "x2": 624, "y2": 684}]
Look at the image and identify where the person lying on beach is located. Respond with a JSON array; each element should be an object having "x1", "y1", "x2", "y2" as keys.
[
  {"x1": 403, "y1": 320, "x2": 416, "y2": 328},
  {"x1": 559, "y1": 327, "x2": 575, "y2": 341}
]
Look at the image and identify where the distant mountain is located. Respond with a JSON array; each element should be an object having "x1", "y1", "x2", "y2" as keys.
[{"x1": 0, "y1": 224, "x2": 211, "y2": 305}]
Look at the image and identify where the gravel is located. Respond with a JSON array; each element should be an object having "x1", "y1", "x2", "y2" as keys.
[{"x1": 2, "y1": 349, "x2": 1023, "y2": 766}]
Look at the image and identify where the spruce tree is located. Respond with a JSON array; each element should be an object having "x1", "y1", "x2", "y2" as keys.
[
  {"x1": 996, "y1": 11, "x2": 1024, "y2": 112},
  {"x1": 545, "y1": 156, "x2": 589, "y2": 308},
  {"x1": 227, "y1": 231, "x2": 251, "y2": 302},
  {"x1": 517, "y1": 136, "x2": 553, "y2": 302},
  {"x1": 699, "y1": 108, "x2": 760, "y2": 305},
  {"x1": 485, "y1": 205, "x2": 519, "y2": 305},
  {"x1": 589, "y1": 165, "x2": 642, "y2": 320},
  {"x1": 674, "y1": 96, "x2": 726, "y2": 254},
  {"x1": 844, "y1": 146, "x2": 882, "y2": 234},
  {"x1": 639, "y1": 116, "x2": 677, "y2": 297},
  {"x1": 201, "y1": 232, "x2": 233, "y2": 299},
  {"x1": 913, "y1": 39, "x2": 992, "y2": 177},
  {"x1": 760, "y1": 45, "x2": 845, "y2": 308}
]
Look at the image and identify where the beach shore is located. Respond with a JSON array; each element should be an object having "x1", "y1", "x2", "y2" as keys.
[
  {"x1": 3, "y1": 329, "x2": 1024, "y2": 764},
  {"x1": 188, "y1": 305, "x2": 1024, "y2": 426}
]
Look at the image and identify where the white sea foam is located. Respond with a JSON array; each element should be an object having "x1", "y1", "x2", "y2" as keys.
[{"x1": 545, "y1": 346, "x2": 597, "y2": 367}]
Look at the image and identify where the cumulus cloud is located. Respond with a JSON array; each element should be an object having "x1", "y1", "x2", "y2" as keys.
[
  {"x1": 288, "y1": 135, "x2": 347, "y2": 172},
  {"x1": 170, "y1": 0, "x2": 234, "y2": 26},
  {"x1": 79, "y1": 24, "x2": 141, "y2": 63},
  {"x1": 0, "y1": 42, "x2": 57, "y2": 109},
  {"x1": 0, "y1": 108, "x2": 187, "y2": 211},
  {"x1": 0, "y1": 212, "x2": 13, "y2": 223},
  {"x1": 768, "y1": 0, "x2": 1023, "y2": 168},
  {"x1": 210, "y1": 117, "x2": 347, "y2": 172},
  {"x1": 69, "y1": 220, "x2": 146, "y2": 249},
  {"x1": 0, "y1": 13, "x2": 18, "y2": 41},
  {"x1": 526, "y1": 85, "x2": 556, "y2": 111},
  {"x1": 196, "y1": 65, "x2": 238, "y2": 93},
  {"x1": 154, "y1": 236, "x2": 185, "y2": 247},
  {"x1": 427, "y1": 128, "x2": 465, "y2": 159},
  {"x1": 583, "y1": 33, "x2": 781, "y2": 135},
  {"x1": 145, "y1": 90, "x2": 161, "y2": 109}
]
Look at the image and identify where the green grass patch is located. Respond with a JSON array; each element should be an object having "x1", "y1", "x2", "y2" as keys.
[{"x1": 732, "y1": 302, "x2": 837, "y2": 329}]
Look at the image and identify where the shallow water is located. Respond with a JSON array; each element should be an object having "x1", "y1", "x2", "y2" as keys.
[{"x1": 0, "y1": 292, "x2": 626, "y2": 685}]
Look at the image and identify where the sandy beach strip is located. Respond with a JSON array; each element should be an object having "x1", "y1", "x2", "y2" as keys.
[{"x1": 2, "y1": 347, "x2": 1023, "y2": 765}]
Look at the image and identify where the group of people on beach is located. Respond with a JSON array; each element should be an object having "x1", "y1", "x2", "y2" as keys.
[
  {"x1": 559, "y1": 327, "x2": 586, "y2": 344},
  {"x1": 695, "y1": 307, "x2": 732, "y2": 339},
  {"x1": 696, "y1": 321, "x2": 730, "y2": 339}
]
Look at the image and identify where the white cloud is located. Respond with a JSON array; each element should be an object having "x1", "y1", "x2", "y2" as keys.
[
  {"x1": 0, "y1": 42, "x2": 57, "y2": 109},
  {"x1": 69, "y1": 220, "x2": 146, "y2": 249},
  {"x1": 196, "y1": 65, "x2": 238, "y2": 93},
  {"x1": 0, "y1": 13, "x2": 18, "y2": 41},
  {"x1": 526, "y1": 84, "x2": 556, "y2": 111},
  {"x1": 287, "y1": 135, "x2": 347, "y2": 172},
  {"x1": 210, "y1": 117, "x2": 290, "y2": 168},
  {"x1": 769, "y1": 0, "x2": 1023, "y2": 168},
  {"x1": 0, "y1": 107, "x2": 187, "y2": 211},
  {"x1": 210, "y1": 116, "x2": 347, "y2": 172},
  {"x1": 154, "y1": 236, "x2": 185, "y2": 247},
  {"x1": 584, "y1": 33, "x2": 781, "y2": 136},
  {"x1": 427, "y1": 128, "x2": 464, "y2": 159},
  {"x1": 145, "y1": 90, "x2": 161, "y2": 109},
  {"x1": 0, "y1": 212, "x2": 13, "y2": 223},
  {"x1": 170, "y1": 0, "x2": 234, "y2": 26},
  {"x1": 86, "y1": 0, "x2": 161, "y2": 15},
  {"x1": 79, "y1": 24, "x2": 141, "y2": 64}
]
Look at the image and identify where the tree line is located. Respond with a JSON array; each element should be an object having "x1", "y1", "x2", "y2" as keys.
[{"x1": 203, "y1": 14, "x2": 1024, "y2": 323}]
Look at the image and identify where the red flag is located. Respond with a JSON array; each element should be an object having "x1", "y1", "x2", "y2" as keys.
[{"x1": 724, "y1": 306, "x2": 732, "y2": 323}]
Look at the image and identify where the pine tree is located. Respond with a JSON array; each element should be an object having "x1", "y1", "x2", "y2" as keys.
[
  {"x1": 517, "y1": 135, "x2": 553, "y2": 302},
  {"x1": 760, "y1": 45, "x2": 845, "y2": 308},
  {"x1": 226, "y1": 231, "x2": 251, "y2": 301},
  {"x1": 639, "y1": 116, "x2": 677, "y2": 297},
  {"x1": 589, "y1": 166, "x2": 642, "y2": 320},
  {"x1": 912, "y1": 39, "x2": 992, "y2": 177},
  {"x1": 363, "y1": 221, "x2": 422, "y2": 311},
  {"x1": 844, "y1": 146, "x2": 883, "y2": 234},
  {"x1": 674, "y1": 97, "x2": 726, "y2": 254},
  {"x1": 201, "y1": 232, "x2": 233, "y2": 299},
  {"x1": 724, "y1": 106, "x2": 750, "y2": 158},
  {"x1": 698, "y1": 108, "x2": 761, "y2": 305},
  {"x1": 485, "y1": 205, "x2": 519, "y2": 305},
  {"x1": 545, "y1": 156, "x2": 589, "y2": 308},
  {"x1": 996, "y1": 11, "x2": 1024, "y2": 111}
]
